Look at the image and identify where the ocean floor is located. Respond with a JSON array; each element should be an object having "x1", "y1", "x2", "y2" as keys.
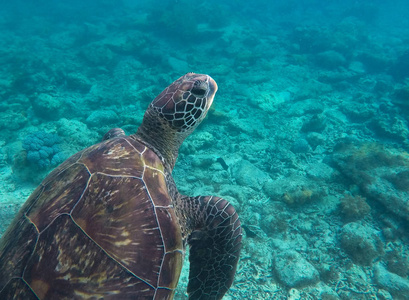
[{"x1": 1, "y1": 1, "x2": 409, "y2": 299}]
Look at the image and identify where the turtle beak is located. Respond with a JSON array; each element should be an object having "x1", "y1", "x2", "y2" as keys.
[{"x1": 207, "y1": 75, "x2": 218, "y2": 108}]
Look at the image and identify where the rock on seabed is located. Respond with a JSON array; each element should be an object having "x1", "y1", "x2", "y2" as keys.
[{"x1": 274, "y1": 250, "x2": 319, "y2": 288}]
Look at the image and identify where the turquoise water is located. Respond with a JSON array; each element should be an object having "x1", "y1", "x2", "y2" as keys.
[{"x1": 1, "y1": 0, "x2": 409, "y2": 299}]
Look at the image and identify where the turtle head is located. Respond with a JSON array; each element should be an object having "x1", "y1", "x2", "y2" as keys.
[
  {"x1": 136, "y1": 73, "x2": 218, "y2": 169},
  {"x1": 151, "y1": 72, "x2": 217, "y2": 132}
]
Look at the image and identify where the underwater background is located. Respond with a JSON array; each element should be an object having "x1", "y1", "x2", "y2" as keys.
[{"x1": 1, "y1": 0, "x2": 409, "y2": 299}]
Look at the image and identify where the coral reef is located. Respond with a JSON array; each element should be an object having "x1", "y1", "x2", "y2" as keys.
[
  {"x1": 263, "y1": 174, "x2": 326, "y2": 206},
  {"x1": 281, "y1": 187, "x2": 314, "y2": 205},
  {"x1": 340, "y1": 222, "x2": 384, "y2": 265},
  {"x1": 331, "y1": 141, "x2": 409, "y2": 221},
  {"x1": 392, "y1": 83, "x2": 409, "y2": 112},
  {"x1": 31, "y1": 93, "x2": 63, "y2": 120},
  {"x1": 340, "y1": 194, "x2": 371, "y2": 222},
  {"x1": 56, "y1": 118, "x2": 99, "y2": 151},
  {"x1": 340, "y1": 100, "x2": 375, "y2": 123},
  {"x1": 290, "y1": 26, "x2": 334, "y2": 54},
  {"x1": 385, "y1": 247, "x2": 409, "y2": 277},
  {"x1": 357, "y1": 52, "x2": 389, "y2": 74},
  {"x1": 301, "y1": 114, "x2": 327, "y2": 133},
  {"x1": 385, "y1": 170, "x2": 409, "y2": 192},
  {"x1": 0, "y1": 202, "x2": 21, "y2": 236},
  {"x1": 85, "y1": 110, "x2": 120, "y2": 129},
  {"x1": 22, "y1": 131, "x2": 66, "y2": 169},
  {"x1": 291, "y1": 138, "x2": 311, "y2": 153},
  {"x1": 368, "y1": 114, "x2": 409, "y2": 142},
  {"x1": 374, "y1": 264, "x2": 409, "y2": 299},
  {"x1": 231, "y1": 159, "x2": 271, "y2": 191},
  {"x1": 64, "y1": 72, "x2": 92, "y2": 93},
  {"x1": 305, "y1": 132, "x2": 325, "y2": 149},
  {"x1": 390, "y1": 49, "x2": 409, "y2": 81},
  {"x1": 260, "y1": 212, "x2": 289, "y2": 237},
  {"x1": 273, "y1": 250, "x2": 319, "y2": 288},
  {"x1": 315, "y1": 50, "x2": 347, "y2": 69}
]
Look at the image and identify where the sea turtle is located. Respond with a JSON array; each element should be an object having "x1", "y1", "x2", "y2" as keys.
[{"x1": 0, "y1": 73, "x2": 242, "y2": 300}]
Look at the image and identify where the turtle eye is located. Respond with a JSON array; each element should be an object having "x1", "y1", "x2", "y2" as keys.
[{"x1": 191, "y1": 80, "x2": 207, "y2": 97}]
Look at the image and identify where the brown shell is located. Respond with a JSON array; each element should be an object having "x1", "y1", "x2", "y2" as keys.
[{"x1": 0, "y1": 136, "x2": 183, "y2": 299}]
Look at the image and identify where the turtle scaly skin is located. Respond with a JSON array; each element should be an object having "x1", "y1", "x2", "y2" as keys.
[{"x1": 0, "y1": 73, "x2": 242, "y2": 300}]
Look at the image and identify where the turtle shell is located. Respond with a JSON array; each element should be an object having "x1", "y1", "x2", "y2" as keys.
[{"x1": 0, "y1": 136, "x2": 183, "y2": 299}]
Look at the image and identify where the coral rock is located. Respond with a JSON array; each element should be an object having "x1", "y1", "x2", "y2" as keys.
[
  {"x1": 374, "y1": 264, "x2": 409, "y2": 299},
  {"x1": 340, "y1": 194, "x2": 370, "y2": 222},
  {"x1": 340, "y1": 222, "x2": 383, "y2": 265},
  {"x1": 274, "y1": 250, "x2": 319, "y2": 288},
  {"x1": 231, "y1": 159, "x2": 270, "y2": 191},
  {"x1": 31, "y1": 93, "x2": 63, "y2": 120},
  {"x1": 85, "y1": 110, "x2": 119, "y2": 127}
]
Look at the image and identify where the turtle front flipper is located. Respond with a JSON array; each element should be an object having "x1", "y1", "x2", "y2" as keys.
[{"x1": 185, "y1": 196, "x2": 242, "y2": 300}]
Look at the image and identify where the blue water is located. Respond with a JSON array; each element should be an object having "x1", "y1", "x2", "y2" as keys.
[{"x1": 1, "y1": 0, "x2": 409, "y2": 299}]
